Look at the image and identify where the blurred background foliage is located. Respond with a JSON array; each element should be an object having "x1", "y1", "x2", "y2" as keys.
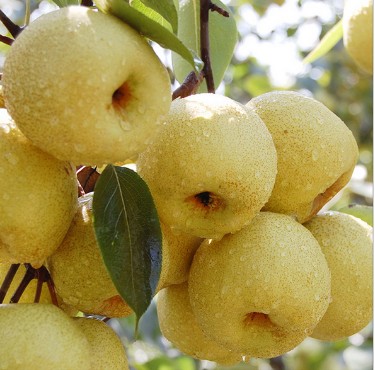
[{"x1": 0, "y1": 0, "x2": 372, "y2": 369}]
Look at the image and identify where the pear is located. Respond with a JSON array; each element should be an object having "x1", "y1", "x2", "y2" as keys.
[
  {"x1": 343, "y1": 0, "x2": 373, "y2": 74},
  {"x1": 246, "y1": 91, "x2": 359, "y2": 223},
  {"x1": 188, "y1": 212, "x2": 331, "y2": 358},
  {"x1": 0, "y1": 109, "x2": 78, "y2": 268},
  {"x1": 0, "y1": 303, "x2": 91, "y2": 370},
  {"x1": 159, "y1": 222, "x2": 203, "y2": 288},
  {"x1": 137, "y1": 93, "x2": 277, "y2": 240},
  {"x1": 2, "y1": 6, "x2": 171, "y2": 166},
  {"x1": 74, "y1": 317, "x2": 130, "y2": 370},
  {"x1": 157, "y1": 281, "x2": 242, "y2": 366},
  {"x1": 46, "y1": 193, "x2": 133, "y2": 318},
  {"x1": 304, "y1": 211, "x2": 373, "y2": 341}
]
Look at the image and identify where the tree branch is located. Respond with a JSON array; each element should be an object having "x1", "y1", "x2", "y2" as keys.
[
  {"x1": 0, "y1": 264, "x2": 20, "y2": 303},
  {"x1": 172, "y1": 71, "x2": 205, "y2": 100},
  {"x1": 0, "y1": 9, "x2": 23, "y2": 38}
]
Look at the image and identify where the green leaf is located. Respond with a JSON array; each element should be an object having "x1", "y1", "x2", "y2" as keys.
[
  {"x1": 95, "y1": 0, "x2": 203, "y2": 72},
  {"x1": 92, "y1": 165, "x2": 162, "y2": 324},
  {"x1": 133, "y1": 0, "x2": 178, "y2": 33},
  {"x1": 172, "y1": 0, "x2": 238, "y2": 92},
  {"x1": 130, "y1": 0, "x2": 173, "y2": 33},
  {"x1": 52, "y1": 0, "x2": 80, "y2": 7},
  {"x1": 337, "y1": 204, "x2": 373, "y2": 227},
  {"x1": 303, "y1": 20, "x2": 343, "y2": 65}
]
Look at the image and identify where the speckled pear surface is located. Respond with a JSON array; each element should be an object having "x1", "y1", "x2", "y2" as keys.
[
  {"x1": 0, "y1": 109, "x2": 77, "y2": 268},
  {"x1": 304, "y1": 211, "x2": 373, "y2": 342},
  {"x1": 246, "y1": 91, "x2": 359, "y2": 223},
  {"x1": 74, "y1": 317, "x2": 130, "y2": 370},
  {"x1": 188, "y1": 212, "x2": 331, "y2": 358},
  {"x1": 46, "y1": 193, "x2": 133, "y2": 318},
  {"x1": 157, "y1": 281, "x2": 242, "y2": 366},
  {"x1": 2, "y1": 5, "x2": 171, "y2": 166},
  {"x1": 343, "y1": 0, "x2": 373, "y2": 74},
  {"x1": 137, "y1": 93, "x2": 277, "y2": 240},
  {"x1": 0, "y1": 303, "x2": 91, "y2": 370}
]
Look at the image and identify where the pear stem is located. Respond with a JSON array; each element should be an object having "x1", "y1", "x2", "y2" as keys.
[
  {"x1": 34, "y1": 266, "x2": 47, "y2": 303},
  {"x1": 0, "y1": 264, "x2": 20, "y2": 303},
  {"x1": 269, "y1": 356, "x2": 285, "y2": 370},
  {"x1": 10, "y1": 264, "x2": 36, "y2": 303}
]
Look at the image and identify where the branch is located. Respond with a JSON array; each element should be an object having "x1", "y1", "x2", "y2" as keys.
[
  {"x1": 9, "y1": 263, "x2": 36, "y2": 303},
  {"x1": 0, "y1": 9, "x2": 23, "y2": 38},
  {"x1": 172, "y1": 71, "x2": 205, "y2": 100},
  {"x1": 0, "y1": 34, "x2": 14, "y2": 46},
  {"x1": 200, "y1": 0, "x2": 215, "y2": 93}
]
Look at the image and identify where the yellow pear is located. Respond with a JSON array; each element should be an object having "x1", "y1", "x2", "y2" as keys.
[
  {"x1": 304, "y1": 211, "x2": 373, "y2": 341},
  {"x1": 2, "y1": 5, "x2": 171, "y2": 166},
  {"x1": 46, "y1": 193, "x2": 133, "y2": 318},
  {"x1": 0, "y1": 303, "x2": 91, "y2": 370},
  {"x1": 137, "y1": 93, "x2": 277, "y2": 240},
  {"x1": 343, "y1": 0, "x2": 373, "y2": 74},
  {"x1": 246, "y1": 91, "x2": 359, "y2": 223},
  {"x1": 74, "y1": 317, "x2": 130, "y2": 370},
  {"x1": 157, "y1": 281, "x2": 242, "y2": 366},
  {"x1": 0, "y1": 109, "x2": 78, "y2": 268},
  {"x1": 188, "y1": 212, "x2": 331, "y2": 358},
  {"x1": 159, "y1": 222, "x2": 203, "y2": 289}
]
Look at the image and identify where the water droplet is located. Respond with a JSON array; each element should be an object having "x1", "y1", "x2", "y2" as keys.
[
  {"x1": 215, "y1": 313, "x2": 223, "y2": 318},
  {"x1": 304, "y1": 327, "x2": 314, "y2": 335},
  {"x1": 4, "y1": 153, "x2": 19, "y2": 165},
  {"x1": 274, "y1": 221, "x2": 281, "y2": 228},
  {"x1": 206, "y1": 171, "x2": 213, "y2": 177},
  {"x1": 314, "y1": 271, "x2": 318, "y2": 278},
  {"x1": 229, "y1": 249, "x2": 236, "y2": 255},
  {"x1": 329, "y1": 296, "x2": 333, "y2": 303},
  {"x1": 235, "y1": 287, "x2": 242, "y2": 294},
  {"x1": 315, "y1": 293, "x2": 320, "y2": 301},
  {"x1": 220, "y1": 152, "x2": 224, "y2": 160},
  {"x1": 301, "y1": 245, "x2": 307, "y2": 250},
  {"x1": 203, "y1": 129, "x2": 211, "y2": 137},
  {"x1": 180, "y1": 131, "x2": 186, "y2": 137},
  {"x1": 312, "y1": 149, "x2": 319, "y2": 161},
  {"x1": 242, "y1": 355, "x2": 251, "y2": 363},
  {"x1": 121, "y1": 57, "x2": 126, "y2": 65},
  {"x1": 255, "y1": 171, "x2": 260, "y2": 178},
  {"x1": 74, "y1": 143, "x2": 86, "y2": 153},
  {"x1": 281, "y1": 252, "x2": 286, "y2": 257},
  {"x1": 120, "y1": 121, "x2": 132, "y2": 131},
  {"x1": 137, "y1": 104, "x2": 147, "y2": 114},
  {"x1": 101, "y1": 74, "x2": 107, "y2": 82},
  {"x1": 3, "y1": 193, "x2": 10, "y2": 200},
  {"x1": 238, "y1": 173, "x2": 243, "y2": 180},
  {"x1": 185, "y1": 217, "x2": 193, "y2": 228},
  {"x1": 180, "y1": 160, "x2": 187, "y2": 167}
]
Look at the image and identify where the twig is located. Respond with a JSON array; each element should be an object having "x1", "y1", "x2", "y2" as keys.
[
  {"x1": 81, "y1": 0, "x2": 94, "y2": 6},
  {"x1": 172, "y1": 71, "x2": 205, "y2": 100},
  {"x1": 210, "y1": 2, "x2": 229, "y2": 17},
  {"x1": 0, "y1": 264, "x2": 20, "y2": 303},
  {"x1": 0, "y1": 9, "x2": 23, "y2": 38},
  {"x1": 200, "y1": 0, "x2": 215, "y2": 93},
  {"x1": 34, "y1": 266, "x2": 47, "y2": 303},
  {"x1": 0, "y1": 34, "x2": 14, "y2": 46},
  {"x1": 46, "y1": 276, "x2": 59, "y2": 307}
]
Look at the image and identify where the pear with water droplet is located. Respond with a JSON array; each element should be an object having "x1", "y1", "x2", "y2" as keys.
[
  {"x1": 157, "y1": 281, "x2": 242, "y2": 366},
  {"x1": 137, "y1": 93, "x2": 277, "y2": 240},
  {"x1": 74, "y1": 317, "x2": 130, "y2": 370},
  {"x1": 246, "y1": 91, "x2": 358, "y2": 224},
  {"x1": 0, "y1": 303, "x2": 91, "y2": 370},
  {"x1": 2, "y1": 5, "x2": 171, "y2": 166},
  {"x1": 188, "y1": 212, "x2": 331, "y2": 358},
  {"x1": 0, "y1": 109, "x2": 78, "y2": 268},
  {"x1": 343, "y1": 0, "x2": 373, "y2": 74},
  {"x1": 304, "y1": 211, "x2": 373, "y2": 342}
]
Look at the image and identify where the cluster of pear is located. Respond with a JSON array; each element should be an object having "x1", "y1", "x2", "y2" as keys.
[
  {"x1": 0, "y1": 5, "x2": 173, "y2": 369},
  {"x1": 136, "y1": 92, "x2": 373, "y2": 364}
]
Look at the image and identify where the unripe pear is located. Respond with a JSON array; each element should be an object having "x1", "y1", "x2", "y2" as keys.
[
  {"x1": 157, "y1": 281, "x2": 242, "y2": 366},
  {"x1": 137, "y1": 93, "x2": 277, "y2": 240},
  {"x1": 74, "y1": 317, "x2": 130, "y2": 370},
  {"x1": 246, "y1": 91, "x2": 359, "y2": 223},
  {"x1": 0, "y1": 109, "x2": 77, "y2": 268},
  {"x1": 304, "y1": 211, "x2": 373, "y2": 341},
  {"x1": 2, "y1": 6, "x2": 171, "y2": 166},
  {"x1": 188, "y1": 212, "x2": 331, "y2": 358},
  {"x1": 0, "y1": 303, "x2": 91, "y2": 370}
]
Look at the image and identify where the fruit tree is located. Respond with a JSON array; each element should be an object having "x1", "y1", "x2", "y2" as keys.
[{"x1": 0, "y1": 0, "x2": 372, "y2": 369}]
